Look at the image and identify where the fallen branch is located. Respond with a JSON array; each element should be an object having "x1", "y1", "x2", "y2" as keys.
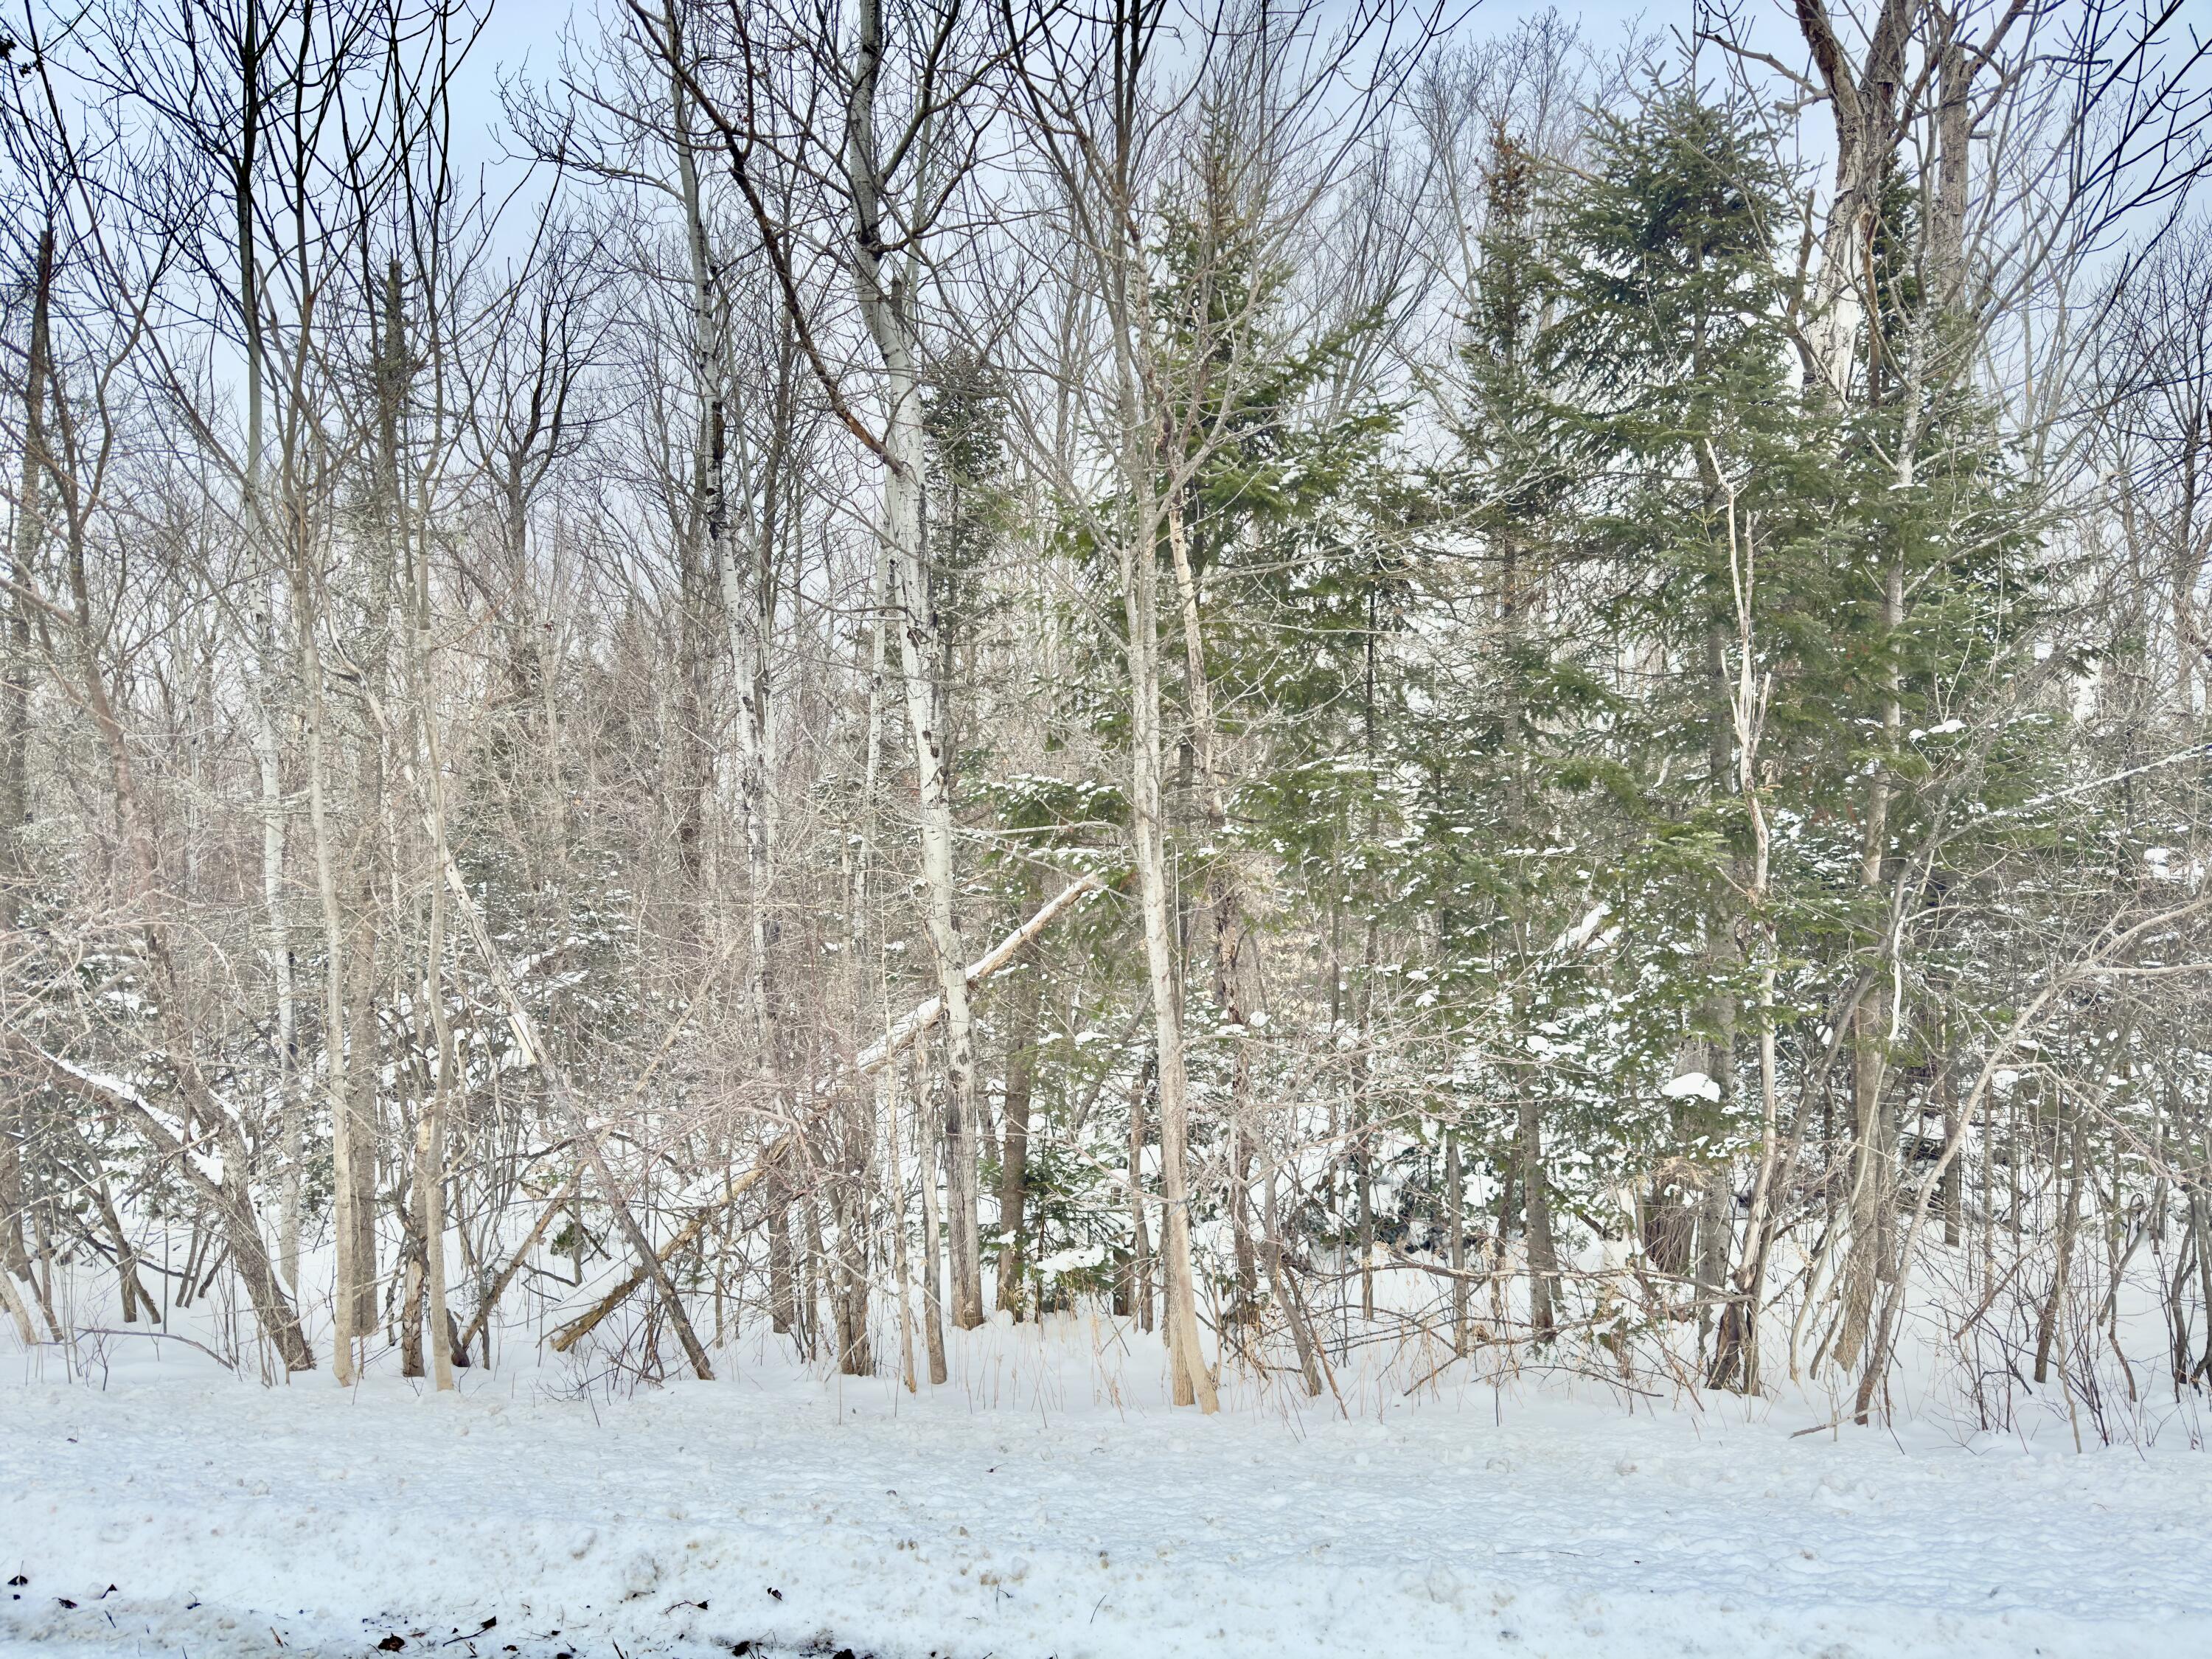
[
  {"x1": 538, "y1": 875, "x2": 1107, "y2": 1354},
  {"x1": 458, "y1": 1171, "x2": 579, "y2": 1359},
  {"x1": 337, "y1": 666, "x2": 717, "y2": 1382},
  {"x1": 12, "y1": 1038, "x2": 313, "y2": 1367},
  {"x1": 851, "y1": 873, "x2": 1105, "y2": 1079},
  {"x1": 462, "y1": 951, "x2": 735, "y2": 1360},
  {"x1": 545, "y1": 1157, "x2": 805, "y2": 1355},
  {"x1": 72, "y1": 1326, "x2": 236, "y2": 1372}
]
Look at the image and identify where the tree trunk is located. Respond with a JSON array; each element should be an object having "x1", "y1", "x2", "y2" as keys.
[
  {"x1": 832, "y1": 1147, "x2": 874, "y2": 1377},
  {"x1": 1, "y1": 226, "x2": 50, "y2": 1348},
  {"x1": 343, "y1": 875, "x2": 382, "y2": 1340},
  {"x1": 1263, "y1": 1159, "x2": 1323, "y2": 1396},
  {"x1": 94, "y1": 1180, "x2": 150, "y2": 1324},
  {"x1": 2035, "y1": 1115, "x2": 2087, "y2": 1385},
  {"x1": 252, "y1": 593, "x2": 299, "y2": 1293},
  {"x1": 300, "y1": 598, "x2": 355, "y2": 1380},
  {"x1": 1357, "y1": 1147, "x2": 1376, "y2": 1321},
  {"x1": 1520, "y1": 1096, "x2": 1559, "y2": 1342},
  {"x1": 886, "y1": 1070, "x2": 917, "y2": 1392},
  {"x1": 996, "y1": 928, "x2": 1041, "y2": 1317},
  {"x1": 769, "y1": 1184, "x2": 797, "y2": 1338},
  {"x1": 1127, "y1": 1056, "x2": 1154, "y2": 1332},
  {"x1": 1124, "y1": 554, "x2": 1217, "y2": 1410},
  {"x1": 846, "y1": 0, "x2": 984, "y2": 1333},
  {"x1": 414, "y1": 700, "x2": 457, "y2": 1393},
  {"x1": 1445, "y1": 1130, "x2": 1468, "y2": 1356},
  {"x1": 802, "y1": 1193, "x2": 830, "y2": 1362},
  {"x1": 672, "y1": 12, "x2": 787, "y2": 1116},
  {"x1": 916, "y1": 1060, "x2": 950, "y2": 1385}
]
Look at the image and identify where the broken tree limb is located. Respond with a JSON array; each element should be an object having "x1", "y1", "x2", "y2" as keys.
[
  {"x1": 457, "y1": 1169, "x2": 578, "y2": 1359},
  {"x1": 544, "y1": 1144, "x2": 821, "y2": 1352},
  {"x1": 851, "y1": 872, "x2": 1105, "y2": 1079},
  {"x1": 473, "y1": 956, "x2": 715, "y2": 1377},
  {"x1": 443, "y1": 871, "x2": 717, "y2": 1381},
  {"x1": 545, "y1": 1156, "x2": 791, "y2": 1354},
  {"x1": 459, "y1": 948, "x2": 737, "y2": 1361},
  {"x1": 13, "y1": 1037, "x2": 315, "y2": 1371},
  {"x1": 549, "y1": 1211, "x2": 709, "y2": 1354},
  {"x1": 536, "y1": 874, "x2": 1110, "y2": 1351},
  {"x1": 335, "y1": 665, "x2": 716, "y2": 1382}
]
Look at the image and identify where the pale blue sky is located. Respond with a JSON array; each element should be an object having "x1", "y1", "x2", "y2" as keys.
[
  {"x1": 442, "y1": 0, "x2": 1808, "y2": 173},
  {"x1": 451, "y1": 0, "x2": 1772, "y2": 110},
  {"x1": 438, "y1": 0, "x2": 1769, "y2": 250}
]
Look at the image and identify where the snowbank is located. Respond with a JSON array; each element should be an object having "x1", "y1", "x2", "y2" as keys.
[{"x1": 4, "y1": 1315, "x2": 2209, "y2": 1658}]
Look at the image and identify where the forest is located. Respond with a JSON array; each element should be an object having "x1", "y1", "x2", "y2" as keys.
[{"x1": 4, "y1": 0, "x2": 2212, "y2": 1465}]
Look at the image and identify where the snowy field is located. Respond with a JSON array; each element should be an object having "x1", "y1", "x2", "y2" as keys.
[{"x1": 4, "y1": 1315, "x2": 2211, "y2": 1659}]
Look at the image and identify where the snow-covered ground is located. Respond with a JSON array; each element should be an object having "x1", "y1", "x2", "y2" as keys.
[{"x1": 5, "y1": 1313, "x2": 2210, "y2": 1659}]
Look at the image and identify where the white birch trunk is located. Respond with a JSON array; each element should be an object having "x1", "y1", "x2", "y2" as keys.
[{"x1": 845, "y1": 0, "x2": 984, "y2": 1329}]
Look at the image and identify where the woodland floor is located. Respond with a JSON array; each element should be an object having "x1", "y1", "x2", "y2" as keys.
[{"x1": 3, "y1": 1312, "x2": 2209, "y2": 1659}]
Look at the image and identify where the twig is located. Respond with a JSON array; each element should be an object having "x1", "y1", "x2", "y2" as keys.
[{"x1": 72, "y1": 1326, "x2": 235, "y2": 1372}]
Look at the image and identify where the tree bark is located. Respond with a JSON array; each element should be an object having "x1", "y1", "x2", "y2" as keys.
[
  {"x1": 300, "y1": 600, "x2": 358, "y2": 1382},
  {"x1": 0, "y1": 226, "x2": 52, "y2": 1342},
  {"x1": 2035, "y1": 1114, "x2": 2087, "y2": 1385},
  {"x1": 1127, "y1": 1055, "x2": 1154, "y2": 1332},
  {"x1": 1121, "y1": 506, "x2": 1218, "y2": 1410},
  {"x1": 915, "y1": 1055, "x2": 950, "y2": 1385},
  {"x1": 1445, "y1": 1130, "x2": 1468, "y2": 1356},
  {"x1": 1519, "y1": 1094, "x2": 1559, "y2": 1342},
  {"x1": 995, "y1": 925, "x2": 1042, "y2": 1317},
  {"x1": 844, "y1": 0, "x2": 985, "y2": 1327}
]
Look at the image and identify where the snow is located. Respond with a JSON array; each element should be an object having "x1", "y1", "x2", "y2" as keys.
[
  {"x1": 1030, "y1": 1244, "x2": 1107, "y2": 1275},
  {"x1": 1554, "y1": 902, "x2": 1614, "y2": 954},
  {"x1": 27, "y1": 1051, "x2": 228, "y2": 1192},
  {"x1": 7, "y1": 1318, "x2": 2212, "y2": 1659},
  {"x1": 1907, "y1": 720, "x2": 1966, "y2": 743}
]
